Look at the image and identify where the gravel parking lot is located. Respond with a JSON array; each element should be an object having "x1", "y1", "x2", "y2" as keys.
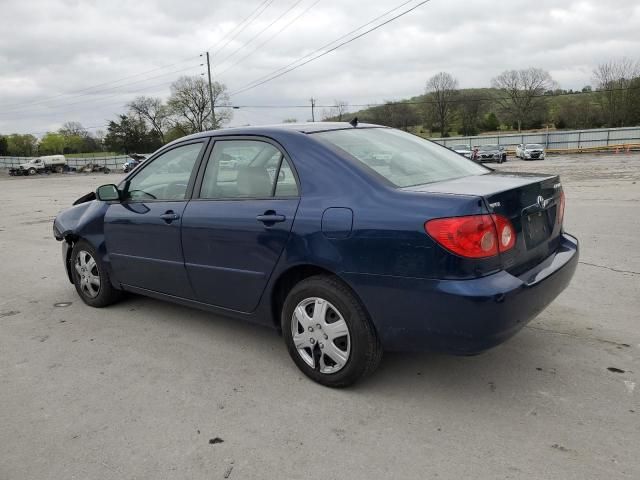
[{"x1": 1, "y1": 153, "x2": 639, "y2": 479}]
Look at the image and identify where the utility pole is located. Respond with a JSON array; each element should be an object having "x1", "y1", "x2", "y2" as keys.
[
  {"x1": 310, "y1": 97, "x2": 316, "y2": 122},
  {"x1": 205, "y1": 51, "x2": 216, "y2": 129}
]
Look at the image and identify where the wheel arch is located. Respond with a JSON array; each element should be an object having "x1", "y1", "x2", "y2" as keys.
[{"x1": 269, "y1": 264, "x2": 368, "y2": 329}]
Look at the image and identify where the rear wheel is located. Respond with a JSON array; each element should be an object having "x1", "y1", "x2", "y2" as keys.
[
  {"x1": 55, "y1": 165, "x2": 64, "y2": 173},
  {"x1": 70, "y1": 240, "x2": 121, "y2": 307},
  {"x1": 281, "y1": 275, "x2": 382, "y2": 388},
  {"x1": 28, "y1": 167, "x2": 37, "y2": 175}
]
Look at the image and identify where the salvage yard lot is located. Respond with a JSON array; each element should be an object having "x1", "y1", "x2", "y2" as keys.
[{"x1": 1, "y1": 153, "x2": 639, "y2": 479}]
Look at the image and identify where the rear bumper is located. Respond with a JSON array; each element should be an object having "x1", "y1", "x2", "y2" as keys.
[{"x1": 344, "y1": 233, "x2": 579, "y2": 354}]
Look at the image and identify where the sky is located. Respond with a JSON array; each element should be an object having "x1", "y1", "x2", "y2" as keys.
[{"x1": 1, "y1": 0, "x2": 639, "y2": 135}]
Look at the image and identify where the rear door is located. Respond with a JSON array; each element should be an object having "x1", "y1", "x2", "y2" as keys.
[
  {"x1": 181, "y1": 138, "x2": 300, "y2": 312},
  {"x1": 105, "y1": 140, "x2": 207, "y2": 298}
]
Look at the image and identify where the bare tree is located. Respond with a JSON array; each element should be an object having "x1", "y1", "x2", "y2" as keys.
[
  {"x1": 425, "y1": 72, "x2": 458, "y2": 135},
  {"x1": 332, "y1": 100, "x2": 349, "y2": 121},
  {"x1": 59, "y1": 121, "x2": 87, "y2": 137},
  {"x1": 321, "y1": 100, "x2": 349, "y2": 122},
  {"x1": 491, "y1": 68, "x2": 555, "y2": 132},
  {"x1": 167, "y1": 76, "x2": 232, "y2": 134},
  {"x1": 593, "y1": 58, "x2": 639, "y2": 127},
  {"x1": 128, "y1": 96, "x2": 169, "y2": 143}
]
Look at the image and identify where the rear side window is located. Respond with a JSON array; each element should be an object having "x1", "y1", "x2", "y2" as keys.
[
  {"x1": 199, "y1": 140, "x2": 299, "y2": 199},
  {"x1": 314, "y1": 128, "x2": 488, "y2": 187}
]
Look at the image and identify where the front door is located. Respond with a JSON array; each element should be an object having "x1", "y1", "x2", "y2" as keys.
[
  {"x1": 181, "y1": 139, "x2": 300, "y2": 312},
  {"x1": 105, "y1": 141, "x2": 206, "y2": 298}
]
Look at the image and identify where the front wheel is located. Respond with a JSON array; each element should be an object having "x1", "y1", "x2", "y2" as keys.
[
  {"x1": 281, "y1": 275, "x2": 382, "y2": 388},
  {"x1": 28, "y1": 168, "x2": 37, "y2": 175},
  {"x1": 70, "y1": 240, "x2": 121, "y2": 307}
]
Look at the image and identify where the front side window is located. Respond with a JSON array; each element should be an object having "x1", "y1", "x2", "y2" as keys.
[
  {"x1": 199, "y1": 140, "x2": 298, "y2": 199},
  {"x1": 124, "y1": 142, "x2": 203, "y2": 201},
  {"x1": 314, "y1": 128, "x2": 488, "y2": 188}
]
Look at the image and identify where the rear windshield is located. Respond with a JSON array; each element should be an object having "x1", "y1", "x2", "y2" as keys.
[{"x1": 313, "y1": 128, "x2": 488, "y2": 187}]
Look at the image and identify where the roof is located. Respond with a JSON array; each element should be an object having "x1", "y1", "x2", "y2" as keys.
[{"x1": 167, "y1": 122, "x2": 384, "y2": 147}]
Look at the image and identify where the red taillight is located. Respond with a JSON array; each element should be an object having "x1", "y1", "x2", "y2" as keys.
[
  {"x1": 557, "y1": 191, "x2": 565, "y2": 226},
  {"x1": 425, "y1": 214, "x2": 516, "y2": 258}
]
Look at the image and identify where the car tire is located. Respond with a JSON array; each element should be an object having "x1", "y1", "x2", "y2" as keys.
[
  {"x1": 28, "y1": 167, "x2": 37, "y2": 175},
  {"x1": 55, "y1": 165, "x2": 64, "y2": 173},
  {"x1": 281, "y1": 275, "x2": 383, "y2": 388},
  {"x1": 70, "y1": 240, "x2": 121, "y2": 308}
]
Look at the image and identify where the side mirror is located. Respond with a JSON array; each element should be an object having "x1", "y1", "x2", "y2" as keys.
[{"x1": 96, "y1": 184, "x2": 120, "y2": 202}]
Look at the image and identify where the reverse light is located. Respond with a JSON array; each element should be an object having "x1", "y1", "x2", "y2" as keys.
[{"x1": 425, "y1": 214, "x2": 516, "y2": 259}]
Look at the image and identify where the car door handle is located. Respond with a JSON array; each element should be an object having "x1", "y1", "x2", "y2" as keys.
[
  {"x1": 256, "y1": 213, "x2": 286, "y2": 224},
  {"x1": 160, "y1": 211, "x2": 180, "y2": 222}
]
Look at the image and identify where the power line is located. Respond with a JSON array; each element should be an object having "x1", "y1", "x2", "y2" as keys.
[
  {"x1": 210, "y1": 0, "x2": 276, "y2": 56},
  {"x1": 0, "y1": 56, "x2": 200, "y2": 110},
  {"x1": 229, "y1": 0, "x2": 424, "y2": 96},
  {"x1": 0, "y1": 63, "x2": 203, "y2": 117},
  {"x1": 215, "y1": 0, "x2": 321, "y2": 78},
  {"x1": 0, "y1": 0, "x2": 274, "y2": 111},
  {"x1": 2, "y1": 73, "x2": 199, "y2": 121},
  {"x1": 214, "y1": 0, "x2": 306, "y2": 71},
  {"x1": 7, "y1": 85, "x2": 639, "y2": 136},
  {"x1": 229, "y1": 85, "x2": 640, "y2": 109}
]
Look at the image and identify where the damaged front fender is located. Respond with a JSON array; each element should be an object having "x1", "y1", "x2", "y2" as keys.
[{"x1": 53, "y1": 196, "x2": 110, "y2": 284}]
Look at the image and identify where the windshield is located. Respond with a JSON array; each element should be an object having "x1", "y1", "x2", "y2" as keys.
[
  {"x1": 452, "y1": 145, "x2": 469, "y2": 150},
  {"x1": 526, "y1": 144, "x2": 543, "y2": 149},
  {"x1": 313, "y1": 128, "x2": 488, "y2": 187},
  {"x1": 479, "y1": 145, "x2": 498, "y2": 151}
]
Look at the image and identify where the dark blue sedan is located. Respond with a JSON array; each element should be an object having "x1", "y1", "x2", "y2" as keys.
[{"x1": 53, "y1": 123, "x2": 579, "y2": 387}]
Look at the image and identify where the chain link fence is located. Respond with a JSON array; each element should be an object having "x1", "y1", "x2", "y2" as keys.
[
  {"x1": 0, "y1": 155, "x2": 130, "y2": 170},
  {"x1": 432, "y1": 126, "x2": 640, "y2": 153}
]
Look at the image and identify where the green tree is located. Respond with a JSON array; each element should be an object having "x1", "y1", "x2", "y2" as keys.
[
  {"x1": 7, "y1": 134, "x2": 38, "y2": 156},
  {"x1": 0, "y1": 135, "x2": 8, "y2": 155},
  {"x1": 103, "y1": 114, "x2": 162, "y2": 154},
  {"x1": 457, "y1": 92, "x2": 486, "y2": 136},
  {"x1": 39, "y1": 132, "x2": 66, "y2": 154},
  {"x1": 482, "y1": 112, "x2": 500, "y2": 131}
]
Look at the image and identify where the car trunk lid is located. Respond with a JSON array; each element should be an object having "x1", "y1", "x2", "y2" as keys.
[{"x1": 404, "y1": 172, "x2": 564, "y2": 273}]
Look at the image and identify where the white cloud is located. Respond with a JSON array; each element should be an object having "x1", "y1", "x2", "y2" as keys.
[{"x1": 0, "y1": 0, "x2": 639, "y2": 134}]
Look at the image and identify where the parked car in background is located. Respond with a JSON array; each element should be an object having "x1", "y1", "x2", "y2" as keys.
[
  {"x1": 450, "y1": 144, "x2": 472, "y2": 158},
  {"x1": 13, "y1": 155, "x2": 67, "y2": 175},
  {"x1": 476, "y1": 144, "x2": 507, "y2": 163},
  {"x1": 122, "y1": 154, "x2": 147, "y2": 173},
  {"x1": 516, "y1": 144, "x2": 546, "y2": 160},
  {"x1": 53, "y1": 123, "x2": 578, "y2": 387}
]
